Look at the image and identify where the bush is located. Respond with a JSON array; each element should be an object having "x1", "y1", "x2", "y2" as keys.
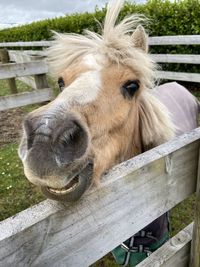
[{"x1": 0, "y1": 0, "x2": 200, "y2": 41}]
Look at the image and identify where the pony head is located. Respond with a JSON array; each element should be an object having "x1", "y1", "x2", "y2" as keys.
[{"x1": 19, "y1": 0, "x2": 174, "y2": 202}]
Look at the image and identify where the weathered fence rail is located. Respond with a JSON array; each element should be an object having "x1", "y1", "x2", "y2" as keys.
[
  {"x1": 149, "y1": 35, "x2": 200, "y2": 45},
  {"x1": 138, "y1": 223, "x2": 193, "y2": 267},
  {"x1": 8, "y1": 50, "x2": 48, "y2": 89},
  {"x1": 0, "y1": 35, "x2": 199, "y2": 47},
  {"x1": 0, "y1": 61, "x2": 47, "y2": 79},
  {"x1": 0, "y1": 48, "x2": 53, "y2": 111},
  {"x1": 0, "y1": 35, "x2": 199, "y2": 87},
  {"x1": 0, "y1": 89, "x2": 52, "y2": 111},
  {"x1": 0, "y1": 40, "x2": 52, "y2": 47},
  {"x1": 0, "y1": 128, "x2": 200, "y2": 267}
]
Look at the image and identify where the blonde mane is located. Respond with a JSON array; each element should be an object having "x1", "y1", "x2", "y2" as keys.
[
  {"x1": 47, "y1": 0, "x2": 156, "y2": 90},
  {"x1": 138, "y1": 90, "x2": 175, "y2": 147}
]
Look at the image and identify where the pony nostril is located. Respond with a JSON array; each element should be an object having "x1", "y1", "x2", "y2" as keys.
[
  {"x1": 23, "y1": 116, "x2": 35, "y2": 150},
  {"x1": 53, "y1": 120, "x2": 88, "y2": 165},
  {"x1": 61, "y1": 123, "x2": 82, "y2": 146}
]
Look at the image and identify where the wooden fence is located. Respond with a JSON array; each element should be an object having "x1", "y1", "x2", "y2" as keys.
[
  {"x1": 0, "y1": 128, "x2": 200, "y2": 267},
  {"x1": 0, "y1": 48, "x2": 53, "y2": 111},
  {"x1": 0, "y1": 35, "x2": 200, "y2": 266},
  {"x1": 149, "y1": 35, "x2": 200, "y2": 83},
  {"x1": 0, "y1": 35, "x2": 200, "y2": 111},
  {"x1": 0, "y1": 35, "x2": 200, "y2": 84}
]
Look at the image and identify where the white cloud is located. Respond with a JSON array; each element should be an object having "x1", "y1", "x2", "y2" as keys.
[
  {"x1": 0, "y1": 0, "x2": 144, "y2": 29},
  {"x1": 0, "y1": 4, "x2": 65, "y2": 29}
]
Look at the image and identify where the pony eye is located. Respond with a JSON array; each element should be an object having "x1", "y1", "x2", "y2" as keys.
[
  {"x1": 58, "y1": 77, "x2": 65, "y2": 91},
  {"x1": 121, "y1": 80, "x2": 140, "y2": 99}
]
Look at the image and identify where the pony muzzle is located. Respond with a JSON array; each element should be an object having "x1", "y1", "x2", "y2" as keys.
[{"x1": 19, "y1": 113, "x2": 92, "y2": 201}]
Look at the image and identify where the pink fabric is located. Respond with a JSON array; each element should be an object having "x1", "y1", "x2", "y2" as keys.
[{"x1": 153, "y1": 82, "x2": 199, "y2": 136}]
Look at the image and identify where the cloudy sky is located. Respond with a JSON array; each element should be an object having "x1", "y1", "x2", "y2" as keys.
[{"x1": 0, "y1": 0, "x2": 144, "y2": 29}]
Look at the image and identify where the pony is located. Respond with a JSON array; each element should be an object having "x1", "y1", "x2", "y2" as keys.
[{"x1": 18, "y1": 0, "x2": 199, "y2": 265}]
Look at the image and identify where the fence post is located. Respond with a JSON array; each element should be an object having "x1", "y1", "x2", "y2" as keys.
[
  {"x1": 34, "y1": 74, "x2": 49, "y2": 89},
  {"x1": 0, "y1": 48, "x2": 18, "y2": 94},
  {"x1": 33, "y1": 55, "x2": 49, "y2": 89},
  {"x1": 190, "y1": 148, "x2": 200, "y2": 267}
]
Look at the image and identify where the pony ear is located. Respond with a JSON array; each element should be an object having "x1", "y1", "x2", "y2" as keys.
[{"x1": 132, "y1": 25, "x2": 148, "y2": 53}]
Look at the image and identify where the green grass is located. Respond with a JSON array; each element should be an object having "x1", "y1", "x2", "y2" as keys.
[
  {"x1": 0, "y1": 79, "x2": 44, "y2": 114},
  {"x1": 0, "y1": 79, "x2": 33, "y2": 97},
  {"x1": 0, "y1": 143, "x2": 45, "y2": 221}
]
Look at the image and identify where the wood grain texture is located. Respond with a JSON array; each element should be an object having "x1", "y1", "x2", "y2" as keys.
[
  {"x1": 190, "y1": 149, "x2": 200, "y2": 267},
  {"x1": 157, "y1": 71, "x2": 200, "y2": 83},
  {"x1": 0, "y1": 49, "x2": 18, "y2": 94},
  {"x1": 149, "y1": 35, "x2": 200, "y2": 45},
  {"x1": 34, "y1": 74, "x2": 49, "y2": 89},
  {"x1": 0, "y1": 41, "x2": 52, "y2": 47},
  {"x1": 0, "y1": 128, "x2": 200, "y2": 267},
  {"x1": 0, "y1": 61, "x2": 48, "y2": 79},
  {"x1": 9, "y1": 51, "x2": 200, "y2": 65},
  {"x1": 20, "y1": 50, "x2": 46, "y2": 57},
  {"x1": 8, "y1": 50, "x2": 48, "y2": 89},
  {"x1": 151, "y1": 54, "x2": 200, "y2": 64},
  {"x1": 8, "y1": 50, "x2": 45, "y2": 62},
  {"x1": 137, "y1": 223, "x2": 193, "y2": 267},
  {"x1": 0, "y1": 88, "x2": 53, "y2": 111},
  {"x1": 0, "y1": 35, "x2": 200, "y2": 47}
]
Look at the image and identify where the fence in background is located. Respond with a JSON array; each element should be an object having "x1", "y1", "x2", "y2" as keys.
[
  {"x1": 0, "y1": 35, "x2": 200, "y2": 86},
  {"x1": 0, "y1": 35, "x2": 200, "y2": 111},
  {"x1": 0, "y1": 48, "x2": 53, "y2": 111}
]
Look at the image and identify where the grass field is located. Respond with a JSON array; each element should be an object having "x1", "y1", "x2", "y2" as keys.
[{"x1": 0, "y1": 79, "x2": 199, "y2": 266}]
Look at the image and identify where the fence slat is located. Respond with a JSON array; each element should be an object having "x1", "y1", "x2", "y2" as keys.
[
  {"x1": 8, "y1": 50, "x2": 48, "y2": 89},
  {"x1": 0, "y1": 88, "x2": 53, "y2": 111},
  {"x1": 137, "y1": 223, "x2": 193, "y2": 267},
  {"x1": 151, "y1": 54, "x2": 200, "y2": 64},
  {"x1": 0, "y1": 36, "x2": 200, "y2": 48},
  {"x1": 0, "y1": 61, "x2": 48, "y2": 79},
  {"x1": 149, "y1": 35, "x2": 200, "y2": 45},
  {"x1": 0, "y1": 128, "x2": 200, "y2": 267},
  {"x1": 0, "y1": 41, "x2": 52, "y2": 47},
  {"x1": 190, "y1": 148, "x2": 200, "y2": 267},
  {"x1": 157, "y1": 71, "x2": 200, "y2": 83},
  {"x1": 8, "y1": 50, "x2": 45, "y2": 63},
  {"x1": 0, "y1": 49, "x2": 18, "y2": 94}
]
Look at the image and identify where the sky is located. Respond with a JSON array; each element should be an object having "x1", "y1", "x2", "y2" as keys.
[{"x1": 0, "y1": 0, "x2": 144, "y2": 29}]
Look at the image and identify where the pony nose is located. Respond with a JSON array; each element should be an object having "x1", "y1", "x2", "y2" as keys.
[
  {"x1": 23, "y1": 115, "x2": 88, "y2": 166},
  {"x1": 23, "y1": 116, "x2": 52, "y2": 150}
]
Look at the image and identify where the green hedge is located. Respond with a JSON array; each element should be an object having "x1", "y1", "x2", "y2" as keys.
[
  {"x1": 0, "y1": 0, "x2": 199, "y2": 74},
  {"x1": 0, "y1": 0, "x2": 199, "y2": 42}
]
